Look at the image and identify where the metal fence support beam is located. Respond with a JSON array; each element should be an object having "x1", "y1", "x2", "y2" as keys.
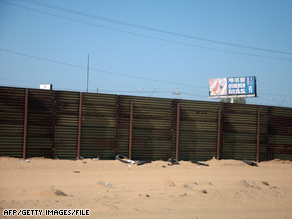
[
  {"x1": 257, "y1": 108, "x2": 261, "y2": 162},
  {"x1": 169, "y1": 100, "x2": 175, "y2": 159},
  {"x1": 115, "y1": 96, "x2": 121, "y2": 156},
  {"x1": 176, "y1": 103, "x2": 180, "y2": 161},
  {"x1": 129, "y1": 101, "x2": 133, "y2": 159},
  {"x1": 267, "y1": 107, "x2": 271, "y2": 160},
  {"x1": 51, "y1": 92, "x2": 58, "y2": 159},
  {"x1": 217, "y1": 109, "x2": 222, "y2": 160},
  {"x1": 77, "y1": 92, "x2": 83, "y2": 159},
  {"x1": 22, "y1": 88, "x2": 28, "y2": 159}
]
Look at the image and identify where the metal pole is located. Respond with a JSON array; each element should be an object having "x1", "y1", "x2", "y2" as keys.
[
  {"x1": 169, "y1": 99, "x2": 175, "y2": 159},
  {"x1": 176, "y1": 103, "x2": 180, "y2": 161},
  {"x1": 256, "y1": 108, "x2": 261, "y2": 162},
  {"x1": 217, "y1": 109, "x2": 222, "y2": 160},
  {"x1": 77, "y1": 92, "x2": 83, "y2": 159},
  {"x1": 87, "y1": 54, "x2": 89, "y2": 92},
  {"x1": 23, "y1": 88, "x2": 28, "y2": 159},
  {"x1": 51, "y1": 92, "x2": 58, "y2": 159},
  {"x1": 129, "y1": 101, "x2": 133, "y2": 159},
  {"x1": 115, "y1": 96, "x2": 121, "y2": 156}
]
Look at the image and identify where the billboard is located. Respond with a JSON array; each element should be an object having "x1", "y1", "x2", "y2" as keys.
[{"x1": 209, "y1": 76, "x2": 256, "y2": 98}]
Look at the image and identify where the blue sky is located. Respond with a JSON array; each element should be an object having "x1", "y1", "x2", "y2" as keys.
[{"x1": 0, "y1": 0, "x2": 291, "y2": 107}]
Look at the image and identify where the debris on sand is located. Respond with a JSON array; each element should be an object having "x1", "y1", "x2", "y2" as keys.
[
  {"x1": 53, "y1": 189, "x2": 68, "y2": 197},
  {"x1": 115, "y1": 155, "x2": 135, "y2": 164},
  {"x1": 243, "y1": 160, "x2": 258, "y2": 167},
  {"x1": 201, "y1": 189, "x2": 207, "y2": 194},
  {"x1": 191, "y1": 161, "x2": 209, "y2": 166},
  {"x1": 241, "y1": 180, "x2": 261, "y2": 189},
  {"x1": 183, "y1": 184, "x2": 208, "y2": 194},
  {"x1": 183, "y1": 184, "x2": 195, "y2": 190},
  {"x1": 137, "y1": 160, "x2": 152, "y2": 166},
  {"x1": 168, "y1": 158, "x2": 179, "y2": 165},
  {"x1": 20, "y1": 159, "x2": 31, "y2": 163},
  {"x1": 262, "y1": 181, "x2": 270, "y2": 186},
  {"x1": 98, "y1": 181, "x2": 112, "y2": 188}
]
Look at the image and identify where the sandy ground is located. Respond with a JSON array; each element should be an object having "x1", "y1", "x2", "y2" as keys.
[{"x1": 0, "y1": 157, "x2": 291, "y2": 219}]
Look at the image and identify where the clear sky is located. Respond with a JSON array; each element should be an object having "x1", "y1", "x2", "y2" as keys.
[{"x1": 0, "y1": 0, "x2": 292, "y2": 107}]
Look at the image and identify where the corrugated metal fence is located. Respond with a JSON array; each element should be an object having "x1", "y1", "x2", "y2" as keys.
[{"x1": 1, "y1": 86, "x2": 291, "y2": 161}]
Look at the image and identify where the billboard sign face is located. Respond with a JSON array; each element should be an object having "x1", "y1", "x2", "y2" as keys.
[
  {"x1": 209, "y1": 76, "x2": 256, "y2": 98},
  {"x1": 209, "y1": 78, "x2": 227, "y2": 97}
]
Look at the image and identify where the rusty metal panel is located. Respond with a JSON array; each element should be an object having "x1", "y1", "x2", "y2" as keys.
[
  {"x1": 176, "y1": 100, "x2": 221, "y2": 161},
  {"x1": 119, "y1": 95, "x2": 173, "y2": 160},
  {"x1": 268, "y1": 106, "x2": 292, "y2": 160},
  {"x1": 222, "y1": 104, "x2": 269, "y2": 160},
  {"x1": 80, "y1": 92, "x2": 118, "y2": 159},
  {"x1": 0, "y1": 86, "x2": 25, "y2": 157},
  {"x1": 54, "y1": 91, "x2": 80, "y2": 159},
  {"x1": 222, "y1": 103, "x2": 257, "y2": 160},
  {"x1": 26, "y1": 89, "x2": 55, "y2": 158},
  {"x1": 258, "y1": 106, "x2": 269, "y2": 161}
]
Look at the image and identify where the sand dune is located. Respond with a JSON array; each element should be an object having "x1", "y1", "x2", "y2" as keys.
[{"x1": 0, "y1": 157, "x2": 291, "y2": 218}]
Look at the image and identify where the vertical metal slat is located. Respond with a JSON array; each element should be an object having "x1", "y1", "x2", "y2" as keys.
[
  {"x1": 22, "y1": 88, "x2": 28, "y2": 159},
  {"x1": 77, "y1": 92, "x2": 83, "y2": 159},
  {"x1": 217, "y1": 109, "x2": 222, "y2": 160},
  {"x1": 257, "y1": 108, "x2": 261, "y2": 162},
  {"x1": 176, "y1": 103, "x2": 180, "y2": 161},
  {"x1": 129, "y1": 101, "x2": 133, "y2": 159}
]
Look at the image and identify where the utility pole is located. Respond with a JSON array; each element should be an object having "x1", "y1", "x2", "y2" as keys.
[
  {"x1": 87, "y1": 54, "x2": 89, "y2": 92},
  {"x1": 172, "y1": 88, "x2": 181, "y2": 99}
]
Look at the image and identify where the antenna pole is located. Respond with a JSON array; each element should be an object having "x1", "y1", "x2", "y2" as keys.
[{"x1": 87, "y1": 54, "x2": 89, "y2": 92}]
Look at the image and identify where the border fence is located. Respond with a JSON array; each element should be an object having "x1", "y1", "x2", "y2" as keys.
[{"x1": 0, "y1": 86, "x2": 291, "y2": 161}]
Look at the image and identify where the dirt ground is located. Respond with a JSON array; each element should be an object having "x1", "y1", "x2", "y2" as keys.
[{"x1": 0, "y1": 157, "x2": 291, "y2": 219}]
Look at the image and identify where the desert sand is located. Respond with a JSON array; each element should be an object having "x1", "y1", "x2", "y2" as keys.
[{"x1": 0, "y1": 157, "x2": 291, "y2": 219}]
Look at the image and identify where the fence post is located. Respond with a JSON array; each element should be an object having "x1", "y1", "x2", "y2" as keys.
[
  {"x1": 176, "y1": 103, "x2": 180, "y2": 161},
  {"x1": 256, "y1": 108, "x2": 261, "y2": 162},
  {"x1": 129, "y1": 101, "x2": 133, "y2": 159},
  {"x1": 115, "y1": 96, "x2": 121, "y2": 156},
  {"x1": 22, "y1": 88, "x2": 28, "y2": 159},
  {"x1": 77, "y1": 92, "x2": 83, "y2": 159},
  {"x1": 51, "y1": 92, "x2": 58, "y2": 159},
  {"x1": 217, "y1": 109, "x2": 222, "y2": 160},
  {"x1": 169, "y1": 99, "x2": 175, "y2": 158},
  {"x1": 267, "y1": 107, "x2": 271, "y2": 160}
]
